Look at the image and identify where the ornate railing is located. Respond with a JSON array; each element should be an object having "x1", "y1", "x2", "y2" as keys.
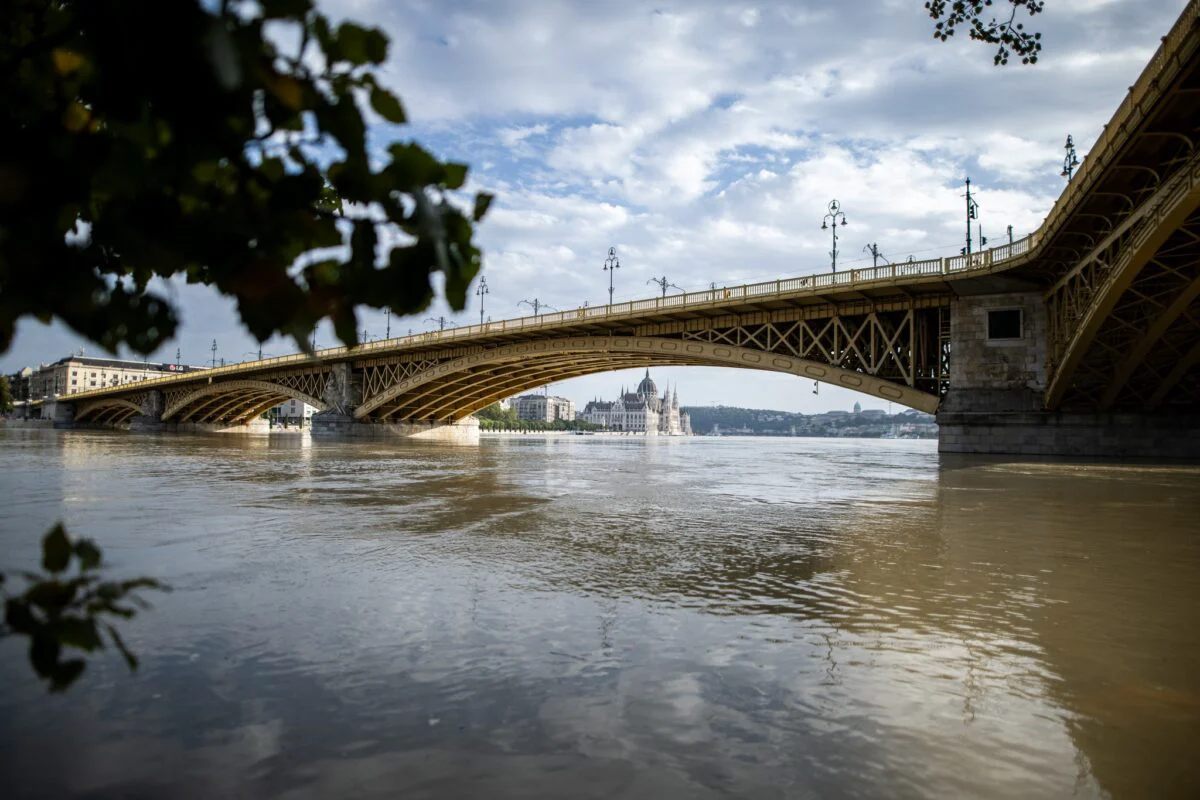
[{"x1": 63, "y1": 231, "x2": 1042, "y2": 402}]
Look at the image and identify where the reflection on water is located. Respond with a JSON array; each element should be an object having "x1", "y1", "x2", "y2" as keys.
[{"x1": 1, "y1": 429, "x2": 1198, "y2": 799}]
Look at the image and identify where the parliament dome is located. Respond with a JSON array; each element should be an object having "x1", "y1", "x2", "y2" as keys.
[{"x1": 637, "y1": 369, "x2": 658, "y2": 398}]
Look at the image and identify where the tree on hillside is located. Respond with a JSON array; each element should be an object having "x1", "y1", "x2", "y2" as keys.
[{"x1": 0, "y1": 375, "x2": 12, "y2": 413}]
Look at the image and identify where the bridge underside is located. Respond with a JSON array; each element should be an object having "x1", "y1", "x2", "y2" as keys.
[
  {"x1": 354, "y1": 335, "x2": 941, "y2": 422},
  {"x1": 1038, "y1": 28, "x2": 1200, "y2": 413},
  {"x1": 1057, "y1": 203, "x2": 1200, "y2": 410},
  {"x1": 73, "y1": 398, "x2": 144, "y2": 425},
  {"x1": 351, "y1": 304, "x2": 946, "y2": 422}
]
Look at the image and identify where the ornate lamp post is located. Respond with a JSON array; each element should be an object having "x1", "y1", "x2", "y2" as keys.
[
  {"x1": 385, "y1": 308, "x2": 391, "y2": 339},
  {"x1": 475, "y1": 275, "x2": 489, "y2": 325},
  {"x1": 425, "y1": 316, "x2": 449, "y2": 331},
  {"x1": 821, "y1": 200, "x2": 848, "y2": 272},
  {"x1": 1061, "y1": 134, "x2": 1080, "y2": 180},
  {"x1": 603, "y1": 246, "x2": 620, "y2": 304}
]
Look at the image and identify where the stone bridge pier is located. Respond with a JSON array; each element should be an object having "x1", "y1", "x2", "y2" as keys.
[
  {"x1": 310, "y1": 362, "x2": 479, "y2": 444},
  {"x1": 937, "y1": 291, "x2": 1200, "y2": 458}
]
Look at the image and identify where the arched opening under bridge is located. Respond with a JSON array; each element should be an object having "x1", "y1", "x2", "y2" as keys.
[{"x1": 355, "y1": 336, "x2": 939, "y2": 422}]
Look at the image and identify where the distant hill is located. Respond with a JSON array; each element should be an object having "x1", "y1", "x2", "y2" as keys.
[{"x1": 681, "y1": 405, "x2": 936, "y2": 438}]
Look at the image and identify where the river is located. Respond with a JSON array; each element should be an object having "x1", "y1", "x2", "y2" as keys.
[{"x1": 1, "y1": 428, "x2": 1198, "y2": 798}]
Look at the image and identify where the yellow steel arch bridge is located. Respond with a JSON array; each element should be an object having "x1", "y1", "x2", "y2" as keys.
[{"x1": 46, "y1": 1, "x2": 1200, "y2": 443}]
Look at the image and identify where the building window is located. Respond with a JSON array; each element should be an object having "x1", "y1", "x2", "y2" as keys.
[{"x1": 987, "y1": 308, "x2": 1023, "y2": 340}]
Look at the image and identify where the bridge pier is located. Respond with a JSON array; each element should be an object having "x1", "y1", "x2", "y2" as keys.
[
  {"x1": 310, "y1": 363, "x2": 479, "y2": 443},
  {"x1": 309, "y1": 413, "x2": 480, "y2": 444},
  {"x1": 938, "y1": 291, "x2": 1200, "y2": 458},
  {"x1": 42, "y1": 399, "x2": 76, "y2": 427}
]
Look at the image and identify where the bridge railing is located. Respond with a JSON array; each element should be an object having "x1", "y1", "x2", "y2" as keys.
[
  {"x1": 1029, "y1": 0, "x2": 1199, "y2": 256},
  {"x1": 64, "y1": 229, "x2": 1049, "y2": 402}
]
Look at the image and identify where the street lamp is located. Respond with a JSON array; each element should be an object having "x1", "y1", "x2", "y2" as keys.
[
  {"x1": 210, "y1": 338, "x2": 217, "y2": 368},
  {"x1": 518, "y1": 298, "x2": 556, "y2": 316},
  {"x1": 476, "y1": 275, "x2": 489, "y2": 325},
  {"x1": 646, "y1": 275, "x2": 682, "y2": 298},
  {"x1": 603, "y1": 246, "x2": 620, "y2": 304},
  {"x1": 1061, "y1": 134, "x2": 1079, "y2": 180},
  {"x1": 425, "y1": 316, "x2": 449, "y2": 331},
  {"x1": 963, "y1": 178, "x2": 980, "y2": 256},
  {"x1": 820, "y1": 200, "x2": 848, "y2": 272},
  {"x1": 385, "y1": 308, "x2": 391, "y2": 339}
]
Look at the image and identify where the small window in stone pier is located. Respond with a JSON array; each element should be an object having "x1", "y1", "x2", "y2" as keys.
[{"x1": 987, "y1": 308, "x2": 1023, "y2": 340}]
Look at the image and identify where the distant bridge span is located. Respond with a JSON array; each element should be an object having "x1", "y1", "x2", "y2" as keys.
[{"x1": 45, "y1": 1, "x2": 1200, "y2": 455}]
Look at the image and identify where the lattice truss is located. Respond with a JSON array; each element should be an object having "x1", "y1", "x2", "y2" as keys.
[
  {"x1": 1047, "y1": 145, "x2": 1200, "y2": 410},
  {"x1": 360, "y1": 360, "x2": 438, "y2": 404},
  {"x1": 75, "y1": 392, "x2": 151, "y2": 423},
  {"x1": 678, "y1": 309, "x2": 946, "y2": 396},
  {"x1": 1055, "y1": 205, "x2": 1200, "y2": 409},
  {"x1": 270, "y1": 369, "x2": 332, "y2": 401},
  {"x1": 160, "y1": 366, "x2": 333, "y2": 423}
]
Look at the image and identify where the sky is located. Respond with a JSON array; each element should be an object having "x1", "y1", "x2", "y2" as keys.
[{"x1": 2, "y1": 0, "x2": 1189, "y2": 413}]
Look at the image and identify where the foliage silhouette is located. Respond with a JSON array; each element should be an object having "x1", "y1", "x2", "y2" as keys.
[
  {"x1": 926, "y1": 0, "x2": 1045, "y2": 65},
  {"x1": 1, "y1": 525, "x2": 167, "y2": 692}
]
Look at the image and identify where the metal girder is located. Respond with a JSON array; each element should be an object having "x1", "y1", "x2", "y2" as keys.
[
  {"x1": 74, "y1": 397, "x2": 146, "y2": 423},
  {"x1": 1046, "y1": 151, "x2": 1200, "y2": 409},
  {"x1": 356, "y1": 333, "x2": 941, "y2": 421},
  {"x1": 1147, "y1": 338, "x2": 1200, "y2": 409},
  {"x1": 1099, "y1": 270, "x2": 1200, "y2": 408},
  {"x1": 163, "y1": 379, "x2": 327, "y2": 421}
]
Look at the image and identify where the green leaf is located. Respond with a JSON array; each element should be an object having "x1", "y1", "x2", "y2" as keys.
[
  {"x1": 443, "y1": 162, "x2": 468, "y2": 190},
  {"x1": 49, "y1": 659, "x2": 86, "y2": 693},
  {"x1": 5, "y1": 599, "x2": 37, "y2": 635},
  {"x1": 42, "y1": 524, "x2": 71, "y2": 573},
  {"x1": 106, "y1": 624, "x2": 139, "y2": 671},
  {"x1": 335, "y1": 23, "x2": 388, "y2": 65},
  {"x1": 261, "y1": 0, "x2": 313, "y2": 19},
  {"x1": 74, "y1": 539, "x2": 103, "y2": 571},
  {"x1": 29, "y1": 633, "x2": 61, "y2": 679},
  {"x1": 369, "y1": 86, "x2": 406, "y2": 124},
  {"x1": 385, "y1": 143, "x2": 444, "y2": 190},
  {"x1": 56, "y1": 618, "x2": 103, "y2": 651},
  {"x1": 473, "y1": 192, "x2": 494, "y2": 222}
]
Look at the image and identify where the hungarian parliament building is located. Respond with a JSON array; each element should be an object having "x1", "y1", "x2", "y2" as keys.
[{"x1": 579, "y1": 370, "x2": 692, "y2": 435}]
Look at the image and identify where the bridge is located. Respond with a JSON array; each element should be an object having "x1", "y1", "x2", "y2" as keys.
[{"x1": 42, "y1": 1, "x2": 1200, "y2": 456}]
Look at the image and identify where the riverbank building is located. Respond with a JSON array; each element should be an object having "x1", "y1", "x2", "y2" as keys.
[{"x1": 579, "y1": 370, "x2": 692, "y2": 435}]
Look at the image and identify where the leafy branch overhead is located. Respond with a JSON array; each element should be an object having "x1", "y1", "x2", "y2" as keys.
[
  {"x1": 926, "y1": 0, "x2": 1045, "y2": 65},
  {"x1": 1, "y1": 525, "x2": 167, "y2": 692},
  {"x1": 0, "y1": 0, "x2": 493, "y2": 356}
]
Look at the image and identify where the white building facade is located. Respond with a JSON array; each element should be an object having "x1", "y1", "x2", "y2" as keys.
[
  {"x1": 22, "y1": 354, "x2": 198, "y2": 399},
  {"x1": 271, "y1": 398, "x2": 318, "y2": 426},
  {"x1": 579, "y1": 370, "x2": 692, "y2": 435},
  {"x1": 511, "y1": 394, "x2": 575, "y2": 423}
]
